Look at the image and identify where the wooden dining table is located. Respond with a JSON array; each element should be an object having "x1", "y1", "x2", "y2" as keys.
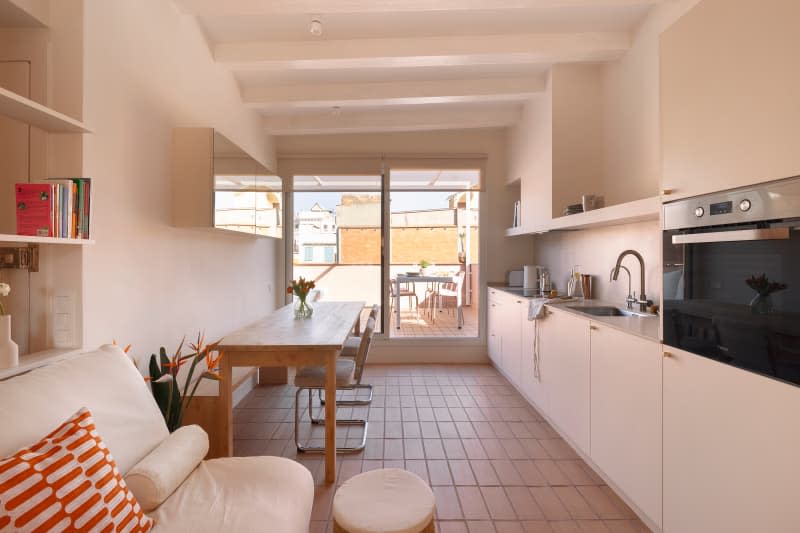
[{"x1": 217, "y1": 300, "x2": 365, "y2": 484}]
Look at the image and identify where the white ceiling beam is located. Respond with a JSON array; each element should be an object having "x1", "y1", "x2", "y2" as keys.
[
  {"x1": 216, "y1": 32, "x2": 630, "y2": 71},
  {"x1": 176, "y1": 0, "x2": 664, "y2": 16},
  {"x1": 242, "y1": 76, "x2": 546, "y2": 110},
  {"x1": 263, "y1": 104, "x2": 523, "y2": 135}
]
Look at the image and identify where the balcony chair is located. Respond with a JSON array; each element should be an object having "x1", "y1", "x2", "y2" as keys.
[
  {"x1": 294, "y1": 316, "x2": 376, "y2": 453},
  {"x1": 391, "y1": 279, "x2": 419, "y2": 323},
  {"x1": 434, "y1": 271, "x2": 466, "y2": 328}
]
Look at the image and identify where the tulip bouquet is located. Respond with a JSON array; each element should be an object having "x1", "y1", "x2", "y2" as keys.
[
  {"x1": 288, "y1": 277, "x2": 316, "y2": 318},
  {"x1": 147, "y1": 333, "x2": 223, "y2": 432}
]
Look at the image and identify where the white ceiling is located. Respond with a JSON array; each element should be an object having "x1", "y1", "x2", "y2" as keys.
[{"x1": 173, "y1": 0, "x2": 662, "y2": 135}]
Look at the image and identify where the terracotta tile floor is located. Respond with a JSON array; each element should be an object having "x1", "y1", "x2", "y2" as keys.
[
  {"x1": 233, "y1": 364, "x2": 650, "y2": 533},
  {"x1": 389, "y1": 304, "x2": 479, "y2": 338}
]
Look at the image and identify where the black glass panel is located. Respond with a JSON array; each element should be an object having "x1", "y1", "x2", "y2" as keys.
[{"x1": 663, "y1": 228, "x2": 800, "y2": 386}]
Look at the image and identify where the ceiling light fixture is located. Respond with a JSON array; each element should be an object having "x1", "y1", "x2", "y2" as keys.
[{"x1": 310, "y1": 17, "x2": 323, "y2": 37}]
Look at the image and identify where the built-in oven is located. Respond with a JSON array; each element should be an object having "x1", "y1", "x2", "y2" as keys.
[{"x1": 663, "y1": 176, "x2": 800, "y2": 387}]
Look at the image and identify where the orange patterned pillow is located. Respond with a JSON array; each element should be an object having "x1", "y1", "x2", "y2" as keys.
[{"x1": 0, "y1": 407, "x2": 154, "y2": 532}]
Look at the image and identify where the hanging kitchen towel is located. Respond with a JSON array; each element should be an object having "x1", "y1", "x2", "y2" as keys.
[
  {"x1": 528, "y1": 298, "x2": 550, "y2": 320},
  {"x1": 528, "y1": 297, "x2": 573, "y2": 320}
]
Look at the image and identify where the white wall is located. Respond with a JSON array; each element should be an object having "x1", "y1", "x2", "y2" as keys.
[
  {"x1": 507, "y1": 1, "x2": 700, "y2": 303},
  {"x1": 534, "y1": 220, "x2": 662, "y2": 305},
  {"x1": 81, "y1": 0, "x2": 280, "y2": 366},
  {"x1": 601, "y1": 0, "x2": 702, "y2": 205}
]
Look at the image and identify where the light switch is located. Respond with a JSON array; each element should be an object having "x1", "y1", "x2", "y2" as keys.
[{"x1": 51, "y1": 291, "x2": 75, "y2": 349}]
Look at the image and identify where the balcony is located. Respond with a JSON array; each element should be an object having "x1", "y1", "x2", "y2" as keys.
[{"x1": 293, "y1": 263, "x2": 479, "y2": 338}]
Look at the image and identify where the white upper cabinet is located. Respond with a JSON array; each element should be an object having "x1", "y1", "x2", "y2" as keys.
[
  {"x1": 590, "y1": 323, "x2": 662, "y2": 528},
  {"x1": 661, "y1": 0, "x2": 800, "y2": 200},
  {"x1": 663, "y1": 347, "x2": 800, "y2": 533}
]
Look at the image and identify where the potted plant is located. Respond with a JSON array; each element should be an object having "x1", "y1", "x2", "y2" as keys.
[
  {"x1": 288, "y1": 277, "x2": 316, "y2": 319},
  {"x1": 419, "y1": 259, "x2": 433, "y2": 276},
  {"x1": 147, "y1": 333, "x2": 223, "y2": 432},
  {"x1": 0, "y1": 282, "x2": 18, "y2": 370}
]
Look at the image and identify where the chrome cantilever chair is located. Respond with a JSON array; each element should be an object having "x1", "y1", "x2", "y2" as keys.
[
  {"x1": 294, "y1": 316, "x2": 376, "y2": 453},
  {"x1": 319, "y1": 303, "x2": 378, "y2": 406}
]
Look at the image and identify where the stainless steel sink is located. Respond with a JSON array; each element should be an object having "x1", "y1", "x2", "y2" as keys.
[{"x1": 566, "y1": 305, "x2": 653, "y2": 318}]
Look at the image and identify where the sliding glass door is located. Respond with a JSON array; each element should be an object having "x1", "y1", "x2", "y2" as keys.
[
  {"x1": 388, "y1": 169, "x2": 480, "y2": 338},
  {"x1": 287, "y1": 164, "x2": 482, "y2": 340}
]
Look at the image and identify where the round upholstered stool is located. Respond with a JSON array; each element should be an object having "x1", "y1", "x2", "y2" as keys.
[{"x1": 333, "y1": 468, "x2": 436, "y2": 533}]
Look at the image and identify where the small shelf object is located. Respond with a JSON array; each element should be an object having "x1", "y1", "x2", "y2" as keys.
[{"x1": 0, "y1": 86, "x2": 92, "y2": 133}]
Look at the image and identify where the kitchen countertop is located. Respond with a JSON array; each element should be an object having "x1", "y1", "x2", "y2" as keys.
[{"x1": 489, "y1": 284, "x2": 661, "y2": 342}]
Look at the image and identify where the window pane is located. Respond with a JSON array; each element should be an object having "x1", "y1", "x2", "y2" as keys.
[
  {"x1": 389, "y1": 187, "x2": 479, "y2": 339},
  {"x1": 293, "y1": 179, "x2": 383, "y2": 332}
]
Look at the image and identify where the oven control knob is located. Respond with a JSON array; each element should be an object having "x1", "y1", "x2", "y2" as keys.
[
  {"x1": 694, "y1": 207, "x2": 705, "y2": 218},
  {"x1": 739, "y1": 199, "x2": 752, "y2": 212}
]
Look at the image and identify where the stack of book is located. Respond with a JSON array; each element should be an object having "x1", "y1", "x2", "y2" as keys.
[{"x1": 15, "y1": 178, "x2": 92, "y2": 239}]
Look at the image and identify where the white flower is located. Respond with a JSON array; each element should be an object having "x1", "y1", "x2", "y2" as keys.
[{"x1": 0, "y1": 283, "x2": 9, "y2": 297}]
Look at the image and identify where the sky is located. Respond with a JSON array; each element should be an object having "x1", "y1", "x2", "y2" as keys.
[{"x1": 293, "y1": 191, "x2": 457, "y2": 214}]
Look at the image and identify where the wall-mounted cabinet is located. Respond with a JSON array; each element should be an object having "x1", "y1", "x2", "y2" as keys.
[
  {"x1": 661, "y1": 0, "x2": 800, "y2": 201},
  {"x1": 172, "y1": 128, "x2": 283, "y2": 239}
]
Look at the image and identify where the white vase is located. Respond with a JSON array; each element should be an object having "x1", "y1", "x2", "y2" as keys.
[{"x1": 0, "y1": 315, "x2": 19, "y2": 370}]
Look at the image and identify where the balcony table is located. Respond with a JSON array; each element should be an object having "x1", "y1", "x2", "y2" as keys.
[
  {"x1": 395, "y1": 273, "x2": 458, "y2": 329},
  {"x1": 218, "y1": 300, "x2": 365, "y2": 484}
]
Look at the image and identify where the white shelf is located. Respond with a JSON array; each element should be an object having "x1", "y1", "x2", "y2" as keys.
[
  {"x1": 504, "y1": 196, "x2": 661, "y2": 236},
  {"x1": 0, "y1": 234, "x2": 95, "y2": 245},
  {"x1": 504, "y1": 226, "x2": 527, "y2": 237},
  {"x1": 0, "y1": 348, "x2": 83, "y2": 381},
  {"x1": 0, "y1": 86, "x2": 92, "y2": 133},
  {"x1": 549, "y1": 196, "x2": 661, "y2": 230}
]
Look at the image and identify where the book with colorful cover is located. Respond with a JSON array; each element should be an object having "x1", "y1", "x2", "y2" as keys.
[{"x1": 15, "y1": 184, "x2": 54, "y2": 237}]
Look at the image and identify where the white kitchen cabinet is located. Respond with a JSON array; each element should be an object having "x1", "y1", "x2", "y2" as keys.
[
  {"x1": 590, "y1": 323, "x2": 662, "y2": 528},
  {"x1": 540, "y1": 308, "x2": 590, "y2": 454},
  {"x1": 520, "y1": 305, "x2": 548, "y2": 414},
  {"x1": 500, "y1": 298, "x2": 524, "y2": 387},
  {"x1": 487, "y1": 289, "x2": 503, "y2": 367},
  {"x1": 663, "y1": 347, "x2": 800, "y2": 533},
  {"x1": 661, "y1": 0, "x2": 800, "y2": 200}
]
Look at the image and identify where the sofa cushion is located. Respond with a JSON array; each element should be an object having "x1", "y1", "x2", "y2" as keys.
[
  {"x1": 150, "y1": 456, "x2": 314, "y2": 533},
  {"x1": 0, "y1": 407, "x2": 154, "y2": 533},
  {"x1": 0, "y1": 345, "x2": 168, "y2": 475},
  {"x1": 124, "y1": 425, "x2": 209, "y2": 512}
]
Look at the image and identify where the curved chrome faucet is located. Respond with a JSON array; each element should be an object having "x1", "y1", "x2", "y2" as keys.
[
  {"x1": 609, "y1": 265, "x2": 633, "y2": 308},
  {"x1": 612, "y1": 249, "x2": 651, "y2": 312}
]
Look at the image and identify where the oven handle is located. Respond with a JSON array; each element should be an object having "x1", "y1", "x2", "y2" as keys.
[{"x1": 672, "y1": 227, "x2": 790, "y2": 244}]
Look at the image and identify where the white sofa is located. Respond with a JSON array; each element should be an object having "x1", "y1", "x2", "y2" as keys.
[{"x1": 0, "y1": 345, "x2": 314, "y2": 532}]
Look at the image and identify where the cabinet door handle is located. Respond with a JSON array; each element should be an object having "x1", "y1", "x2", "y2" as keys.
[
  {"x1": 662, "y1": 188, "x2": 675, "y2": 195},
  {"x1": 590, "y1": 325, "x2": 599, "y2": 331},
  {"x1": 663, "y1": 351, "x2": 673, "y2": 358}
]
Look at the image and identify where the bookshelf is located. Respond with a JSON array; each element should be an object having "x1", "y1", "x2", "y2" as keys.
[
  {"x1": 1, "y1": 14, "x2": 93, "y2": 368},
  {"x1": 0, "y1": 86, "x2": 92, "y2": 133}
]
